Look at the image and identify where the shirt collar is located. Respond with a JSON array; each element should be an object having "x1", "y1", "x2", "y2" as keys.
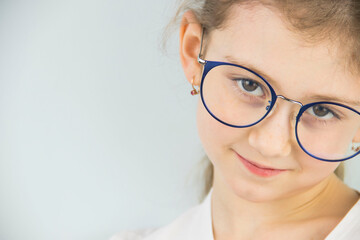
[
  {"x1": 144, "y1": 188, "x2": 214, "y2": 240},
  {"x1": 200, "y1": 187, "x2": 214, "y2": 240}
]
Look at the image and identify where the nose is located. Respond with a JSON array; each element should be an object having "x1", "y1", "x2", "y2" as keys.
[{"x1": 248, "y1": 99, "x2": 296, "y2": 158}]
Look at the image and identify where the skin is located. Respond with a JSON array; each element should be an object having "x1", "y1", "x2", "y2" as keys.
[{"x1": 179, "y1": 3, "x2": 360, "y2": 240}]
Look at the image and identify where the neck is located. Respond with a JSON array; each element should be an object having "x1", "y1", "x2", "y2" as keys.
[{"x1": 211, "y1": 172, "x2": 351, "y2": 238}]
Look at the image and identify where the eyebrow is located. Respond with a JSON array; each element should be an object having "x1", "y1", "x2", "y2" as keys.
[
  {"x1": 224, "y1": 55, "x2": 360, "y2": 107},
  {"x1": 224, "y1": 55, "x2": 281, "y2": 89},
  {"x1": 309, "y1": 95, "x2": 360, "y2": 107}
]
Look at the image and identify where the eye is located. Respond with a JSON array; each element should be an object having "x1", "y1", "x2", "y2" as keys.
[
  {"x1": 308, "y1": 105, "x2": 335, "y2": 120},
  {"x1": 237, "y1": 79, "x2": 264, "y2": 97}
]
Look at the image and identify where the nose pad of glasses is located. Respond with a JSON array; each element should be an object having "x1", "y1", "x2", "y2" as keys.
[
  {"x1": 266, "y1": 100, "x2": 272, "y2": 111},
  {"x1": 266, "y1": 100, "x2": 276, "y2": 117},
  {"x1": 290, "y1": 112, "x2": 298, "y2": 128}
]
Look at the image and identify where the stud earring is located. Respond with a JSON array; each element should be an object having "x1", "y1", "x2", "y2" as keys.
[
  {"x1": 352, "y1": 145, "x2": 360, "y2": 152},
  {"x1": 190, "y1": 77, "x2": 199, "y2": 95}
]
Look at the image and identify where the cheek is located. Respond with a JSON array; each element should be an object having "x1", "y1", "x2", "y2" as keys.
[
  {"x1": 196, "y1": 99, "x2": 243, "y2": 159},
  {"x1": 296, "y1": 153, "x2": 340, "y2": 182},
  {"x1": 196, "y1": 99, "x2": 222, "y2": 152}
]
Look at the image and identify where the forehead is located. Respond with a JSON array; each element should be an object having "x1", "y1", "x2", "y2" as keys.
[{"x1": 206, "y1": 4, "x2": 360, "y2": 105}]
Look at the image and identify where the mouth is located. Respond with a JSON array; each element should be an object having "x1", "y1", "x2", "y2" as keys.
[{"x1": 235, "y1": 151, "x2": 287, "y2": 177}]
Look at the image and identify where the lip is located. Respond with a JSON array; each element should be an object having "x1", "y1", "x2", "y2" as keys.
[{"x1": 235, "y1": 152, "x2": 287, "y2": 177}]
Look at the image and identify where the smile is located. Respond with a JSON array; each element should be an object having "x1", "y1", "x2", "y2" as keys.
[{"x1": 235, "y1": 152, "x2": 287, "y2": 177}]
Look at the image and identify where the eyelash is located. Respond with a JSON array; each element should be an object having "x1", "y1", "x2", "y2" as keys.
[
  {"x1": 230, "y1": 78, "x2": 267, "y2": 100},
  {"x1": 308, "y1": 107, "x2": 342, "y2": 122}
]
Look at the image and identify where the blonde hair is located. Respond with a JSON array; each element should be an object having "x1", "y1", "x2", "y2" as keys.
[{"x1": 165, "y1": 0, "x2": 357, "y2": 202}]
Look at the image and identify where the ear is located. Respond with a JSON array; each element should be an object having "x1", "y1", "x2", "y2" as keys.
[{"x1": 179, "y1": 10, "x2": 203, "y2": 86}]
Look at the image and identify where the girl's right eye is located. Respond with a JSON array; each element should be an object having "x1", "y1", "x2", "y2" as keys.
[{"x1": 236, "y1": 79, "x2": 265, "y2": 97}]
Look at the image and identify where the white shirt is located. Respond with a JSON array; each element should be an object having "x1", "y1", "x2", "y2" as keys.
[{"x1": 111, "y1": 188, "x2": 360, "y2": 240}]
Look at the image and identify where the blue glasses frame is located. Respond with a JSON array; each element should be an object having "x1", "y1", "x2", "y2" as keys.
[{"x1": 196, "y1": 30, "x2": 360, "y2": 162}]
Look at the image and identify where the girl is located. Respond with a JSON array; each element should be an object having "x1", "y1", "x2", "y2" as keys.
[{"x1": 112, "y1": 0, "x2": 360, "y2": 239}]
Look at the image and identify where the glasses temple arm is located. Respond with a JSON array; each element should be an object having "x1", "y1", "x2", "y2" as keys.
[{"x1": 197, "y1": 27, "x2": 206, "y2": 65}]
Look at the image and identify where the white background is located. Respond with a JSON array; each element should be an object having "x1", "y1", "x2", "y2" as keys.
[{"x1": 0, "y1": 1, "x2": 359, "y2": 240}]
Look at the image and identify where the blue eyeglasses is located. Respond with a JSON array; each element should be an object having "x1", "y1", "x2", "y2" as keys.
[{"x1": 196, "y1": 29, "x2": 360, "y2": 162}]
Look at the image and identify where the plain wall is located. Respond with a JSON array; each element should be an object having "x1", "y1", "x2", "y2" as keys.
[{"x1": 0, "y1": 1, "x2": 359, "y2": 240}]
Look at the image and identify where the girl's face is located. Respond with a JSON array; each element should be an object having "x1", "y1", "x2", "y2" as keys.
[{"x1": 195, "y1": 5, "x2": 360, "y2": 202}]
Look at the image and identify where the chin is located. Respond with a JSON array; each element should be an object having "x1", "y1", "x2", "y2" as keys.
[
  {"x1": 231, "y1": 182, "x2": 280, "y2": 203},
  {"x1": 214, "y1": 164, "x2": 285, "y2": 203},
  {"x1": 224, "y1": 172, "x2": 298, "y2": 203}
]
